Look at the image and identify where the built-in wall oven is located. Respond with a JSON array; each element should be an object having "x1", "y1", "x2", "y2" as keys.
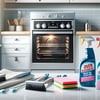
[{"x1": 30, "y1": 11, "x2": 76, "y2": 70}]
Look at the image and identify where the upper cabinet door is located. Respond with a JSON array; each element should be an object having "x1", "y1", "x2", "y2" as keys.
[
  {"x1": 70, "y1": 0, "x2": 100, "y2": 3},
  {"x1": 16, "y1": 0, "x2": 39, "y2": 3},
  {"x1": 5, "y1": 0, "x2": 69, "y2": 3},
  {"x1": 5, "y1": 0, "x2": 39, "y2": 3},
  {"x1": 38, "y1": 0, "x2": 69, "y2": 3}
]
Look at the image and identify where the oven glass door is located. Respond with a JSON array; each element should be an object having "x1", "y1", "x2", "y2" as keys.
[{"x1": 32, "y1": 32, "x2": 73, "y2": 63}]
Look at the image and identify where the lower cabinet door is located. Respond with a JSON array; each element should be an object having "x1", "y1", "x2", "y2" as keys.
[{"x1": 2, "y1": 54, "x2": 30, "y2": 70}]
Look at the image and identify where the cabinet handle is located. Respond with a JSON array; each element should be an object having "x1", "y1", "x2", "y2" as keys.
[
  {"x1": 15, "y1": 38, "x2": 19, "y2": 41},
  {"x1": 15, "y1": 48, "x2": 19, "y2": 51},
  {"x1": 15, "y1": 57, "x2": 18, "y2": 61}
]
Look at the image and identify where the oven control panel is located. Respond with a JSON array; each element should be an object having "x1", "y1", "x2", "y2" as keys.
[{"x1": 34, "y1": 21, "x2": 72, "y2": 30}]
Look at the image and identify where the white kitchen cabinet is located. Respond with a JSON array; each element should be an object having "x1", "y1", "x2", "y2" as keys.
[
  {"x1": 2, "y1": 54, "x2": 30, "y2": 70},
  {"x1": 2, "y1": 45, "x2": 30, "y2": 54},
  {"x1": 70, "y1": 0, "x2": 100, "y2": 3},
  {"x1": 5, "y1": 0, "x2": 69, "y2": 3},
  {"x1": 2, "y1": 36, "x2": 30, "y2": 44},
  {"x1": 1, "y1": 34, "x2": 31, "y2": 70}
]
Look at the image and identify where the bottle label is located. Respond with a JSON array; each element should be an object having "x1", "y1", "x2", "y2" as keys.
[
  {"x1": 97, "y1": 67, "x2": 100, "y2": 80},
  {"x1": 81, "y1": 62, "x2": 95, "y2": 82},
  {"x1": 97, "y1": 66, "x2": 100, "y2": 89}
]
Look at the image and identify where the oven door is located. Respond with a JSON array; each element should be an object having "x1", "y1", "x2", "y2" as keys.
[{"x1": 32, "y1": 31, "x2": 73, "y2": 63}]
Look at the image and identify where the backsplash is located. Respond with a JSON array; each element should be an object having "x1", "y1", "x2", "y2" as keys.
[{"x1": 4, "y1": 4, "x2": 100, "y2": 31}]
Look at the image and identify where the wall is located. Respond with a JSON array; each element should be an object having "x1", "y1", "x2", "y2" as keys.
[
  {"x1": 4, "y1": 3, "x2": 100, "y2": 31},
  {"x1": 0, "y1": 0, "x2": 4, "y2": 69}
]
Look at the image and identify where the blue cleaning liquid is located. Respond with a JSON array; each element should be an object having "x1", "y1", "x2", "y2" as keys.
[{"x1": 80, "y1": 48, "x2": 96, "y2": 87}]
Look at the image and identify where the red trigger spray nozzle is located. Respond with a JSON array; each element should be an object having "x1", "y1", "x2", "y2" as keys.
[
  {"x1": 80, "y1": 35, "x2": 85, "y2": 45},
  {"x1": 96, "y1": 37, "x2": 100, "y2": 48}
]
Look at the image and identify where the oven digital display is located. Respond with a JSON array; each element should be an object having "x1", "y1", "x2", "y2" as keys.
[{"x1": 48, "y1": 22, "x2": 59, "y2": 29}]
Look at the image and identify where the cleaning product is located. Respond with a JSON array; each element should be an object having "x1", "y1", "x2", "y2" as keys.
[
  {"x1": 80, "y1": 37, "x2": 96, "y2": 87},
  {"x1": 96, "y1": 62, "x2": 100, "y2": 90}
]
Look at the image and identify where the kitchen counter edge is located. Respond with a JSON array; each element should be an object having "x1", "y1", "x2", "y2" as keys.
[
  {"x1": 76, "y1": 31, "x2": 100, "y2": 35},
  {"x1": 0, "y1": 31, "x2": 30, "y2": 35}
]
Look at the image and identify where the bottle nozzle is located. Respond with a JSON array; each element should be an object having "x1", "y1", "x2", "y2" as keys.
[{"x1": 80, "y1": 36, "x2": 94, "y2": 47}]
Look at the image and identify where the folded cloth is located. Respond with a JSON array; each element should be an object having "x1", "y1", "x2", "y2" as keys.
[
  {"x1": 0, "y1": 74, "x2": 34, "y2": 89},
  {"x1": 0, "y1": 69, "x2": 31, "y2": 80},
  {"x1": 0, "y1": 69, "x2": 34, "y2": 89}
]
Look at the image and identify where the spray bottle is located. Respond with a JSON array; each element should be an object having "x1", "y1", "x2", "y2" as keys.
[
  {"x1": 80, "y1": 36, "x2": 96, "y2": 87},
  {"x1": 96, "y1": 62, "x2": 100, "y2": 89}
]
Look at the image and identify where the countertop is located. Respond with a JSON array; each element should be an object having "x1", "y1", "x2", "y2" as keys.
[
  {"x1": 76, "y1": 31, "x2": 100, "y2": 35},
  {"x1": 1, "y1": 31, "x2": 100, "y2": 35},
  {"x1": 0, "y1": 31, "x2": 30, "y2": 35},
  {"x1": 0, "y1": 72, "x2": 99, "y2": 100}
]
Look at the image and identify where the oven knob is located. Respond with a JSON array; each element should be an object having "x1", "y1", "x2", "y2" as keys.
[
  {"x1": 36, "y1": 23, "x2": 41, "y2": 29},
  {"x1": 60, "y1": 23, "x2": 65, "y2": 29},
  {"x1": 42, "y1": 23, "x2": 47, "y2": 29},
  {"x1": 66, "y1": 23, "x2": 71, "y2": 29}
]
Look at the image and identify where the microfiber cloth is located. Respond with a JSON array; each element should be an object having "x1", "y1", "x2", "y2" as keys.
[
  {"x1": 0, "y1": 69, "x2": 34, "y2": 89},
  {"x1": 0, "y1": 69, "x2": 31, "y2": 80}
]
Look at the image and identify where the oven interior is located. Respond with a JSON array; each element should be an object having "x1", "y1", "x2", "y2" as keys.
[{"x1": 32, "y1": 34, "x2": 73, "y2": 63}]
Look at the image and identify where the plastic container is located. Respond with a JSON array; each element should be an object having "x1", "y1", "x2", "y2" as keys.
[
  {"x1": 9, "y1": 26, "x2": 15, "y2": 31},
  {"x1": 16, "y1": 26, "x2": 23, "y2": 31},
  {"x1": 80, "y1": 37, "x2": 96, "y2": 87},
  {"x1": 96, "y1": 62, "x2": 100, "y2": 90}
]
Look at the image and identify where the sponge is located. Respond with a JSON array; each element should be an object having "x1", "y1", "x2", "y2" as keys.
[{"x1": 54, "y1": 77, "x2": 78, "y2": 89}]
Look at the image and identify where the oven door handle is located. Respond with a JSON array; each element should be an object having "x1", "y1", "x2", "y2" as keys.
[{"x1": 33, "y1": 31, "x2": 73, "y2": 34}]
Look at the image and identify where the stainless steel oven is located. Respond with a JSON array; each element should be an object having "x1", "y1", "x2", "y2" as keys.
[{"x1": 30, "y1": 11, "x2": 76, "y2": 70}]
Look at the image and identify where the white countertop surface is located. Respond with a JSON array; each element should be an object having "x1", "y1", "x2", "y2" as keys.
[{"x1": 0, "y1": 72, "x2": 99, "y2": 100}]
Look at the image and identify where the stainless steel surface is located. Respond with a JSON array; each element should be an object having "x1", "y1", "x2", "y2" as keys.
[
  {"x1": 31, "y1": 20, "x2": 75, "y2": 31},
  {"x1": 30, "y1": 11, "x2": 75, "y2": 20},
  {"x1": 33, "y1": 31, "x2": 73, "y2": 34},
  {"x1": 30, "y1": 11, "x2": 76, "y2": 70}
]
